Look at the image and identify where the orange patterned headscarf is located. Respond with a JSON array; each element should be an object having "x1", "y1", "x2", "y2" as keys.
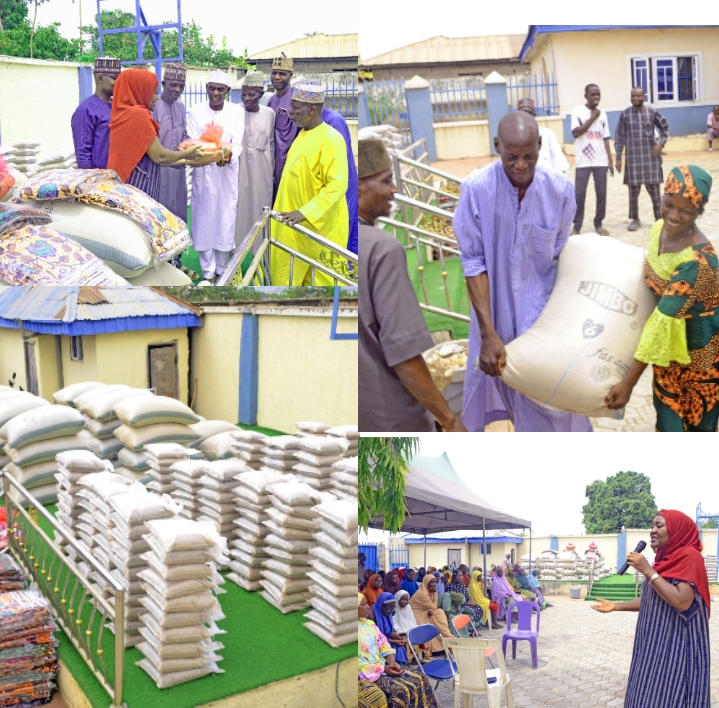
[{"x1": 664, "y1": 165, "x2": 712, "y2": 214}]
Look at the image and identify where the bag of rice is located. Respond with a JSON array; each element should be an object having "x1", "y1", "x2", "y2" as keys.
[
  {"x1": 5, "y1": 460, "x2": 59, "y2": 488},
  {"x1": 200, "y1": 432, "x2": 237, "y2": 460},
  {"x1": 0, "y1": 405, "x2": 84, "y2": 448},
  {"x1": 6, "y1": 430, "x2": 94, "y2": 467},
  {"x1": 325, "y1": 425, "x2": 359, "y2": 439},
  {"x1": 297, "y1": 436, "x2": 349, "y2": 455},
  {"x1": 117, "y1": 447, "x2": 150, "y2": 471},
  {"x1": 0, "y1": 394, "x2": 50, "y2": 428},
  {"x1": 115, "y1": 424, "x2": 201, "y2": 451},
  {"x1": 295, "y1": 421, "x2": 330, "y2": 434},
  {"x1": 189, "y1": 420, "x2": 237, "y2": 441},
  {"x1": 79, "y1": 388, "x2": 153, "y2": 421},
  {"x1": 115, "y1": 396, "x2": 200, "y2": 427}
]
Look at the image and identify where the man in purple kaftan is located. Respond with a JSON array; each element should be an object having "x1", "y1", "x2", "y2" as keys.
[
  {"x1": 267, "y1": 54, "x2": 300, "y2": 197},
  {"x1": 71, "y1": 57, "x2": 121, "y2": 169},
  {"x1": 152, "y1": 62, "x2": 190, "y2": 221},
  {"x1": 453, "y1": 111, "x2": 591, "y2": 432}
]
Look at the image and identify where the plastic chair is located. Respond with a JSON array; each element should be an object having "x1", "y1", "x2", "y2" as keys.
[
  {"x1": 501, "y1": 600, "x2": 541, "y2": 670},
  {"x1": 407, "y1": 624, "x2": 457, "y2": 699},
  {"x1": 453, "y1": 615, "x2": 497, "y2": 668},
  {"x1": 441, "y1": 636, "x2": 514, "y2": 708}
]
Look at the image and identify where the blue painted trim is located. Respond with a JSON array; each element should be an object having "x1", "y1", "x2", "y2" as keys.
[
  {"x1": 549, "y1": 536, "x2": 559, "y2": 552},
  {"x1": 617, "y1": 529, "x2": 627, "y2": 570},
  {"x1": 485, "y1": 81, "x2": 509, "y2": 157},
  {"x1": 405, "y1": 535, "x2": 523, "y2": 545},
  {"x1": 230, "y1": 90, "x2": 242, "y2": 104},
  {"x1": 405, "y1": 84, "x2": 438, "y2": 162},
  {"x1": 238, "y1": 313, "x2": 258, "y2": 425},
  {"x1": 359, "y1": 89, "x2": 371, "y2": 131},
  {"x1": 330, "y1": 287, "x2": 357, "y2": 340},
  {"x1": 78, "y1": 67, "x2": 94, "y2": 104},
  {"x1": 520, "y1": 25, "x2": 719, "y2": 61},
  {"x1": 0, "y1": 315, "x2": 201, "y2": 335}
]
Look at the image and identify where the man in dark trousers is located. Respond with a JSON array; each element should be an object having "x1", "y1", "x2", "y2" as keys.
[
  {"x1": 614, "y1": 87, "x2": 669, "y2": 231},
  {"x1": 359, "y1": 138, "x2": 466, "y2": 433}
]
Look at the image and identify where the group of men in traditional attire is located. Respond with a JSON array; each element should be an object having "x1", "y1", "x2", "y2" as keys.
[{"x1": 71, "y1": 55, "x2": 357, "y2": 285}]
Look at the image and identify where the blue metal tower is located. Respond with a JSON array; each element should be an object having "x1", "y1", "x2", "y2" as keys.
[{"x1": 96, "y1": 0, "x2": 183, "y2": 81}]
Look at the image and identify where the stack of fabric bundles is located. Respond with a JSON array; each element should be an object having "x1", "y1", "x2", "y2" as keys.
[
  {"x1": 105, "y1": 486, "x2": 181, "y2": 646},
  {"x1": 136, "y1": 518, "x2": 227, "y2": 688},
  {"x1": 330, "y1": 456, "x2": 358, "y2": 502},
  {"x1": 229, "y1": 431, "x2": 268, "y2": 470},
  {"x1": 304, "y1": 498, "x2": 358, "y2": 647},
  {"x1": 54, "y1": 450, "x2": 113, "y2": 552},
  {"x1": 170, "y1": 459, "x2": 211, "y2": 520},
  {"x1": 0, "y1": 587, "x2": 59, "y2": 707},
  {"x1": 226, "y1": 468, "x2": 285, "y2": 591},
  {"x1": 143, "y1": 444, "x2": 197, "y2": 495},
  {"x1": 291, "y1": 435, "x2": 349, "y2": 492},
  {"x1": 0, "y1": 555, "x2": 25, "y2": 592},
  {"x1": 260, "y1": 481, "x2": 324, "y2": 613},
  {"x1": 259, "y1": 435, "x2": 300, "y2": 477},
  {"x1": 1, "y1": 405, "x2": 93, "y2": 505},
  {"x1": 196, "y1": 460, "x2": 249, "y2": 541},
  {"x1": 76, "y1": 385, "x2": 153, "y2": 468},
  {"x1": 326, "y1": 425, "x2": 359, "y2": 458}
]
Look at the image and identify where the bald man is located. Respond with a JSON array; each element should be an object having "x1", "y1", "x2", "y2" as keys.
[{"x1": 453, "y1": 111, "x2": 591, "y2": 432}]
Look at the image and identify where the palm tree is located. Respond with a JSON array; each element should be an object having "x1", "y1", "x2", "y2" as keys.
[{"x1": 29, "y1": 0, "x2": 49, "y2": 59}]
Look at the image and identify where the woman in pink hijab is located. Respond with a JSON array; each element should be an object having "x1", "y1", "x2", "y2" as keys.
[{"x1": 491, "y1": 566, "x2": 523, "y2": 619}]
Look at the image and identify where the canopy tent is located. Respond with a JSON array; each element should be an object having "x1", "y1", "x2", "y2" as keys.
[{"x1": 368, "y1": 452, "x2": 534, "y2": 612}]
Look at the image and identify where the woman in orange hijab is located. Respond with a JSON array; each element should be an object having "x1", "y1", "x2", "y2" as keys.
[
  {"x1": 361, "y1": 573, "x2": 384, "y2": 607},
  {"x1": 107, "y1": 69, "x2": 203, "y2": 200}
]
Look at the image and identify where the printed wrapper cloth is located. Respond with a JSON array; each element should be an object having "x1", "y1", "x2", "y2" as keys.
[
  {"x1": 0, "y1": 225, "x2": 127, "y2": 286},
  {"x1": 13, "y1": 169, "x2": 190, "y2": 261},
  {"x1": 0, "y1": 204, "x2": 52, "y2": 239}
]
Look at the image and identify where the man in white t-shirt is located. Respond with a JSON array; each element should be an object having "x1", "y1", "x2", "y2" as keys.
[
  {"x1": 517, "y1": 97, "x2": 570, "y2": 173},
  {"x1": 571, "y1": 84, "x2": 614, "y2": 235}
]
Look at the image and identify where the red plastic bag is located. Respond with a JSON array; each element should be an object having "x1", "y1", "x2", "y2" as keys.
[
  {"x1": 199, "y1": 122, "x2": 223, "y2": 148},
  {"x1": 0, "y1": 153, "x2": 15, "y2": 202}
]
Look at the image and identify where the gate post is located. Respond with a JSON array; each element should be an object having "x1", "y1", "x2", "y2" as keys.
[
  {"x1": 484, "y1": 71, "x2": 509, "y2": 157},
  {"x1": 358, "y1": 84, "x2": 371, "y2": 130},
  {"x1": 404, "y1": 75, "x2": 437, "y2": 162}
]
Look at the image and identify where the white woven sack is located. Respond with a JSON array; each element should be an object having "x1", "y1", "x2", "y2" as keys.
[
  {"x1": 39, "y1": 199, "x2": 156, "y2": 278},
  {"x1": 0, "y1": 395, "x2": 50, "y2": 428},
  {"x1": 115, "y1": 396, "x2": 200, "y2": 427},
  {"x1": 6, "y1": 430, "x2": 94, "y2": 467},
  {"x1": 124, "y1": 261, "x2": 192, "y2": 285},
  {"x1": 53, "y1": 381, "x2": 106, "y2": 406},
  {"x1": 189, "y1": 420, "x2": 237, "y2": 441},
  {"x1": 501, "y1": 235, "x2": 655, "y2": 418},
  {"x1": 200, "y1": 431, "x2": 236, "y2": 460},
  {"x1": 0, "y1": 405, "x2": 84, "y2": 448},
  {"x1": 115, "y1": 423, "x2": 201, "y2": 451}
]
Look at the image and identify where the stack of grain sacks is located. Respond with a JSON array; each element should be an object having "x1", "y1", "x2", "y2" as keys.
[
  {"x1": 189, "y1": 420, "x2": 237, "y2": 449},
  {"x1": 0, "y1": 387, "x2": 53, "y2": 470},
  {"x1": 143, "y1": 444, "x2": 195, "y2": 496},
  {"x1": 11, "y1": 141, "x2": 41, "y2": 177},
  {"x1": 1, "y1": 404, "x2": 93, "y2": 505},
  {"x1": 258, "y1": 435, "x2": 299, "y2": 478},
  {"x1": 304, "y1": 498, "x2": 358, "y2": 647},
  {"x1": 291, "y1": 436, "x2": 349, "y2": 492},
  {"x1": 229, "y1": 430, "x2": 268, "y2": 469},
  {"x1": 35, "y1": 145, "x2": 76, "y2": 174},
  {"x1": 330, "y1": 456, "x2": 357, "y2": 501},
  {"x1": 170, "y1": 459, "x2": 211, "y2": 520},
  {"x1": 326, "y1": 425, "x2": 359, "y2": 458},
  {"x1": 136, "y1": 518, "x2": 227, "y2": 687},
  {"x1": 226, "y1": 468, "x2": 285, "y2": 590},
  {"x1": 196, "y1": 460, "x2": 248, "y2": 540},
  {"x1": 259, "y1": 481, "x2": 323, "y2": 613}
]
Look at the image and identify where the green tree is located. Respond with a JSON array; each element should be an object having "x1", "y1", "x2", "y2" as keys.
[
  {"x1": 28, "y1": 0, "x2": 50, "y2": 58},
  {"x1": 582, "y1": 471, "x2": 658, "y2": 534},
  {"x1": 0, "y1": 18, "x2": 80, "y2": 60},
  {"x1": 701, "y1": 517, "x2": 718, "y2": 529},
  {"x1": 359, "y1": 437, "x2": 419, "y2": 533},
  {"x1": 0, "y1": 0, "x2": 28, "y2": 31}
]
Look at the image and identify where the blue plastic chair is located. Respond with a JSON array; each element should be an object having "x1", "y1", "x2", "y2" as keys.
[
  {"x1": 407, "y1": 624, "x2": 457, "y2": 697},
  {"x1": 501, "y1": 601, "x2": 541, "y2": 669}
]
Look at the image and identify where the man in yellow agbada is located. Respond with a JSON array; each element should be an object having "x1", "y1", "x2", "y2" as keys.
[{"x1": 271, "y1": 80, "x2": 349, "y2": 285}]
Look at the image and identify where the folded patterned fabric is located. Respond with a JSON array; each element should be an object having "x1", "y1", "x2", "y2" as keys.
[
  {"x1": 0, "y1": 204, "x2": 51, "y2": 239},
  {"x1": 0, "y1": 225, "x2": 127, "y2": 286},
  {"x1": 13, "y1": 169, "x2": 121, "y2": 202}
]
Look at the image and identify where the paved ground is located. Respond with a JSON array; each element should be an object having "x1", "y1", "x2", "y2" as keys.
[
  {"x1": 432, "y1": 151, "x2": 719, "y2": 433},
  {"x1": 429, "y1": 597, "x2": 719, "y2": 707}
]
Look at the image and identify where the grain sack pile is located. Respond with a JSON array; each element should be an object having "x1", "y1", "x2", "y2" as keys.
[
  {"x1": 136, "y1": 518, "x2": 227, "y2": 688},
  {"x1": 226, "y1": 468, "x2": 284, "y2": 591},
  {"x1": 229, "y1": 430, "x2": 267, "y2": 469},
  {"x1": 11, "y1": 168, "x2": 190, "y2": 280},
  {"x1": 188, "y1": 420, "x2": 238, "y2": 447},
  {"x1": 1, "y1": 405, "x2": 93, "y2": 505},
  {"x1": 0, "y1": 389, "x2": 51, "y2": 469},
  {"x1": 200, "y1": 431, "x2": 237, "y2": 462},
  {"x1": 259, "y1": 481, "x2": 324, "y2": 613},
  {"x1": 327, "y1": 425, "x2": 359, "y2": 458},
  {"x1": 501, "y1": 235, "x2": 655, "y2": 418},
  {"x1": 358, "y1": 125, "x2": 403, "y2": 150},
  {"x1": 259, "y1": 435, "x2": 300, "y2": 476},
  {"x1": 144, "y1": 444, "x2": 195, "y2": 496},
  {"x1": 170, "y1": 459, "x2": 211, "y2": 520},
  {"x1": 292, "y1": 436, "x2": 349, "y2": 491},
  {"x1": 304, "y1": 498, "x2": 358, "y2": 647},
  {"x1": 0, "y1": 587, "x2": 60, "y2": 708},
  {"x1": 35, "y1": 146, "x2": 77, "y2": 174},
  {"x1": 10, "y1": 141, "x2": 41, "y2": 176},
  {"x1": 196, "y1": 460, "x2": 248, "y2": 540},
  {"x1": 330, "y1": 456, "x2": 358, "y2": 501}
]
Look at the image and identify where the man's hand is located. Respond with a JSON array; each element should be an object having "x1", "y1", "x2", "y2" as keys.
[
  {"x1": 615, "y1": 159, "x2": 622, "y2": 173},
  {"x1": 607, "y1": 161, "x2": 615, "y2": 177},
  {"x1": 590, "y1": 107, "x2": 601, "y2": 122},
  {"x1": 651, "y1": 143, "x2": 663, "y2": 158},
  {"x1": 605, "y1": 380, "x2": 634, "y2": 409},
  {"x1": 277, "y1": 210, "x2": 305, "y2": 227},
  {"x1": 479, "y1": 334, "x2": 506, "y2": 378},
  {"x1": 442, "y1": 416, "x2": 468, "y2": 433}
]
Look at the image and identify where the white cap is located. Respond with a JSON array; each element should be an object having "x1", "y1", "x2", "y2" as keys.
[{"x1": 208, "y1": 69, "x2": 230, "y2": 86}]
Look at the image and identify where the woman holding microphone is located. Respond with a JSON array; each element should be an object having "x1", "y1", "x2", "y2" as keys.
[{"x1": 592, "y1": 510, "x2": 710, "y2": 707}]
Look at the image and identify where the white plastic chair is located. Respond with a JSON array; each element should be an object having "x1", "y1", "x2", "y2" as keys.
[{"x1": 441, "y1": 636, "x2": 514, "y2": 708}]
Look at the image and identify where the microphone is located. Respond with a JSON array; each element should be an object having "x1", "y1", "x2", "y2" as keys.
[{"x1": 617, "y1": 541, "x2": 647, "y2": 575}]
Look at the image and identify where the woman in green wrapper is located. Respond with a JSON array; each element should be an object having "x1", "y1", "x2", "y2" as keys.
[
  {"x1": 606, "y1": 165, "x2": 719, "y2": 431},
  {"x1": 437, "y1": 591, "x2": 472, "y2": 636}
]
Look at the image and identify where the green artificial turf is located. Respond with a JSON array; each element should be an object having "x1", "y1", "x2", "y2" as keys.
[{"x1": 25, "y1": 499, "x2": 355, "y2": 708}]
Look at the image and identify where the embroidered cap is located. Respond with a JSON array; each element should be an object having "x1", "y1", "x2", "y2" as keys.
[
  {"x1": 291, "y1": 80, "x2": 324, "y2": 104},
  {"x1": 94, "y1": 57, "x2": 121, "y2": 76},
  {"x1": 272, "y1": 53, "x2": 293, "y2": 71},
  {"x1": 162, "y1": 63, "x2": 187, "y2": 82},
  {"x1": 242, "y1": 70, "x2": 266, "y2": 88}
]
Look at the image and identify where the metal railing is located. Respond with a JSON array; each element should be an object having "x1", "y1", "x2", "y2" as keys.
[
  {"x1": 429, "y1": 77, "x2": 487, "y2": 123},
  {"x1": 506, "y1": 73, "x2": 560, "y2": 116},
  {"x1": 217, "y1": 208, "x2": 358, "y2": 286},
  {"x1": 3, "y1": 474, "x2": 127, "y2": 708},
  {"x1": 365, "y1": 80, "x2": 411, "y2": 145}
]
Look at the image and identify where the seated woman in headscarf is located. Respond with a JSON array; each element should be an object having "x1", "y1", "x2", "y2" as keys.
[
  {"x1": 373, "y1": 593, "x2": 408, "y2": 663},
  {"x1": 360, "y1": 569, "x2": 375, "y2": 591},
  {"x1": 397, "y1": 568, "x2": 407, "y2": 583},
  {"x1": 383, "y1": 569, "x2": 402, "y2": 596},
  {"x1": 400, "y1": 569, "x2": 419, "y2": 597},
  {"x1": 438, "y1": 591, "x2": 472, "y2": 637},
  {"x1": 363, "y1": 573, "x2": 384, "y2": 608},
  {"x1": 528, "y1": 568, "x2": 544, "y2": 595},
  {"x1": 393, "y1": 590, "x2": 431, "y2": 664},
  {"x1": 508, "y1": 565, "x2": 533, "y2": 601},
  {"x1": 417, "y1": 567, "x2": 427, "y2": 584},
  {"x1": 446, "y1": 569, "x2": 485, "y2": 627},
  {"x1": 458, "y1": 564, "x2": 471, "y2": 588},
  {"x1": 408, "y1": 574, "x2": 453, "y2": 655},
  {"x1": 491, "y1": 567, "x2": 523, "y2": 620},
  {"x1": 469, "y1": 569, "x2": 503, "y2": 627},
  {"x1": 107, "y1": 69, "x2": 208, "y2": 200},
  {"x1": 358, "y1": 593, "x2": 440, "y2": 708},
  {"x1": 432, "y1": 571, "x2": 445, "y2": 596},
  {"x1": 516, "y1": 566, "x2": 550, "y2": 607}
]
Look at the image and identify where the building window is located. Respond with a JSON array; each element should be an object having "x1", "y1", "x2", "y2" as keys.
[
  {"x1": 631, "y1": 56, "x2": 698, "y2": 103},
  {"x1": 479, "y1": 543, "x2": 492, "y2": 554},
  {"x1": 70, "y1": 336, "x2": 83, "y2": 362}
]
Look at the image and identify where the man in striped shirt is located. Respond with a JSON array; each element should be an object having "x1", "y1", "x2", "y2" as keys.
[{"x1": 453, "y1": 111, "x2": 592, "y2": 432}]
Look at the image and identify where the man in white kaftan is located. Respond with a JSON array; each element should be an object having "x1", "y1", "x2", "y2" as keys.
[{"x1": 187, "y1": 69, "x2": 245, "y2": 281}]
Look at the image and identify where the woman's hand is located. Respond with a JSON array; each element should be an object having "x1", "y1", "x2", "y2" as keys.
[
  {"x1": 605, "y1": 380, "x2": 634, "y2": 409},
  {"x1": 384, "y1": 663, "x2": 403, "y2": 677},
  {"x1": 426, "y1": 609, "x2": 434, "y2": 617},
  {"x1": 626, "y1": 551, "x2": 653, "y2": 576},
  {"x1": 591, "y1": 598, "x2": 616, "y2": 613}
]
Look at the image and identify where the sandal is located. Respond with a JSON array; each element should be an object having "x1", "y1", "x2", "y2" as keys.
[{"x1": 595, "y1": 226, "x2": 610, "y2": 236}]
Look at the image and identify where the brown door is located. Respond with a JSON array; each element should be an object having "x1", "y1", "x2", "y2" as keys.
[
  {"x1": 448, "y1": 549, "x2": 462, "y2": 569},
  {"x1": 148, "y1": 344, "x2": 178, "y2": 399},
  {"x1": 24, "y1": 340, "x2": 38, "y2": 395}
]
